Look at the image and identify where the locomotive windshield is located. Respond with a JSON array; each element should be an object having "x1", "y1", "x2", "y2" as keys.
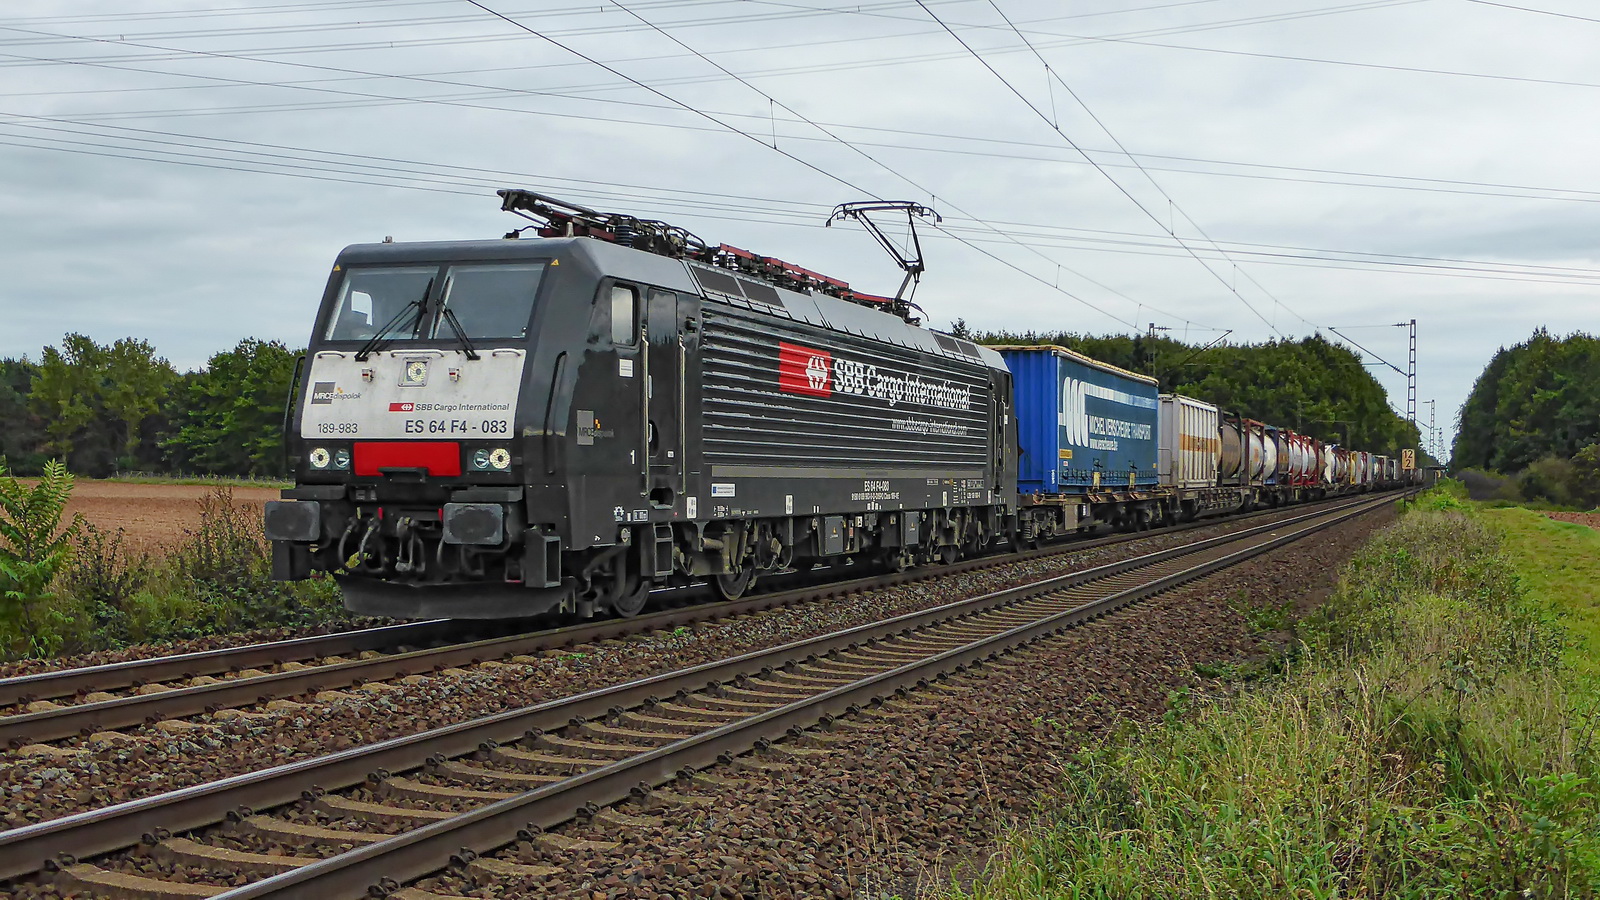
[{"x1": 324, "y1": 262, "x2": 546, "y2": 342}]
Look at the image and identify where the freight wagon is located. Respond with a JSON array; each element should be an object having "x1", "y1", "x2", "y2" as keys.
[{"x1": 997, "y1": 345, "x2": 1162, "y2": 538}]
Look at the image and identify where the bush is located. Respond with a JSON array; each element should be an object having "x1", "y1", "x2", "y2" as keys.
[
  {"x1": 0, "y1": 460, "x2": 81, "y2": 658},
  {"x1": 1519, "y1": 455, "x2": 1579, "y2": 507},
  {"x1": 171, "y1": 487, "x2": 269, "y2": 588},
  {"x1": 1573, "y1": 444, "x2": 1600, "y2": 509},
  {"x1": 152, "y1": 487, "x2": 347, "y2": 637},
  {"x1": 1455, "y1": 467, "x2": 1521, "y2": 502},
  {"x1": 0, "y1": 476, "x2": 351, "y2": 659},
  {"x1": 60, "y1": 522, "x2": 152, "y2": 648}
]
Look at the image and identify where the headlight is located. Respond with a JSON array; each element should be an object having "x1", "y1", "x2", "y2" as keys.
[
  {"x1": 333, "y1": 448, "x2": 352, "y2": 470},
  {"x1": 308, "y1": 447, "x2": 331, "y2": 469},
  {"x1": 471, "y1": 447, "x2": 512, "y2": 471}
]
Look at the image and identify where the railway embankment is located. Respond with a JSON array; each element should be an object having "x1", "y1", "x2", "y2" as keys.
[
  {"x1": 0, "y1": 501, "x2": 1349, "y2": 831},
  {"x1": 0, "y1": 496, "x2": 1394, "y2": 898},
  {"x1": 950, "y1": 481, "x2": 1600, "y2": 899}
]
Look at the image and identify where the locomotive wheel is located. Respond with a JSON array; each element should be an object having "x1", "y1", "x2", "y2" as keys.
[
  {"x1": 938, "y1": 545, "x2": 959, "y2": 565},
  {"x1": 609, "y1": 579, "x2": 650, "y2": 618},
  {"x1": 713, "y1": 567, "x2": 756, "y2": 600}
]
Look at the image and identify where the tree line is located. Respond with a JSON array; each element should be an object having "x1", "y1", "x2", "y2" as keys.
[
  {"x1": 1, "y1": 335, "x2": 300, "y2": 478},
  {"x1": 956, "y1": 322, "x2": 1429, "y2": 460},
  {"x1": 1, "y1": 326, "x2": 1436, "y2": 481},
  {"x1": 1452, "y1": 328, "x2": 1599, "y2": 507}
]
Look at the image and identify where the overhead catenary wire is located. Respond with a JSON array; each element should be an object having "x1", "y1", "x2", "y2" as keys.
[
  {"x1": 912, "y1": 0, "x2": 1284, "y2": 336},
  {"x1": 0, "y1": 10, "x2": 1091, "y2": 326},
  {"x1": 456, "y1": 0, "x2": 1159, "y2": 330},
  {"x1": 1, "y1": 0, "x2": 1581, "y2": 356},
  {"x1": 0, "y1": 3, "x2": 1324, "y2": 334},
  {"x1": 9, "y1": 2, "x2": 1600, "y2": 215},
  {"x1": 597, "y1": 0, "x2": 1218, "y2": 331},
  {"x1": 7, "y1": 109, "x2": 1600, "y2": 289},
  {"x1": 983, "y1": 0, "x2": 1321, "y2": 334},
  {"x1": 1328, "y1": 326, "x2": 1408, "y2": 376},
  {"x1": 1, "y1": 4, "x2": 1157, "y2": 330}
]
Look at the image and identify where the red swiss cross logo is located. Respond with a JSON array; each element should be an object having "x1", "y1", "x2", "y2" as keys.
[{"x1": 778, "y1": 342, "x2": 832, "y2": 397}]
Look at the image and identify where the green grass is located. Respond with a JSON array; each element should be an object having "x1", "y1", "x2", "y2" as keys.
[
  {"x1": 945, "y1": 486, "x2": 1600, "y2": 900},
  {"x1": 1481, "y1": 506, "x2": 1600, "y2": 682}
]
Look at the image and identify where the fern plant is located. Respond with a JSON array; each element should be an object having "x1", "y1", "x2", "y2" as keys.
[{"x1": 0, "y1": 459, "x2": 81, "y2": 657}]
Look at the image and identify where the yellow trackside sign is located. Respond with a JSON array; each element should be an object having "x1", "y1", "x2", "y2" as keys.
[{"x1": 1401, "y1": 449, "x2": 1416, "y2": 470}]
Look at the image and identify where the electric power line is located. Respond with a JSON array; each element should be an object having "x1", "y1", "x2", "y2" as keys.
[
  {"x1": 600, "y1": 0, "x2": 1223, "y2": 330},
  {"x1": 1462, "y1": 0, "x2": 1600, "y2": 25},
  {"x1": 987, "y1": 0, "x2": 1322, "y2": 335},
  {"x1": 914, "y1": 0, "x2": 1285, "y2": 336},
  {"x1": 7, "y1": 110, "x2": 1600, "y2": 289}
]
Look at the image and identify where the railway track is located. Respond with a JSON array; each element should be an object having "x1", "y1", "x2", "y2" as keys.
[
  {"x1": 0, "y1": 491, "x2": 1401, "y2": 899},
  {"x1": 0, "y1": 493, "x2": 1377, "y2": 748}
]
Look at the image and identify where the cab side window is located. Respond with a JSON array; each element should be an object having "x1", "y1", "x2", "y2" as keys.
[{"x1": 610, "y1": 284, "x2": 638, "y2": 345}]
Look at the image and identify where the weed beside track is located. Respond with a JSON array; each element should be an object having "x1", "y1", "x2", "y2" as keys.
[{"x1": 953, "y1": 484, "x2": 1600, "y2": 900}]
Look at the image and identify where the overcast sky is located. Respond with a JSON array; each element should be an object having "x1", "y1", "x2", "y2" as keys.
[{"x1": 4, "y1": 0, "x2": 1597, "y2": 458}]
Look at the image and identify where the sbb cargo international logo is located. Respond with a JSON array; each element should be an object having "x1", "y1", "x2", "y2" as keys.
[
  {"x1": 389, "y1": 402, "x2": 415, "y2": 412},
  {"x1": 778, "y1": 342, "x2": 832, "y2": 397},
  {"x1": 776, "y1": 341, "x2": 973, "y2": 411}
]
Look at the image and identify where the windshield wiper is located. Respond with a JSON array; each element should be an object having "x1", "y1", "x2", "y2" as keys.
[
  {"x1": 354, "y1": 278, "x2": 432, "y2": 361},
  {"x1": 437, "y1": 305, "x2": 481, "y2": 360}
]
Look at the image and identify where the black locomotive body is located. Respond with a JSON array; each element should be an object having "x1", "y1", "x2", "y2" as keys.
[{"x1": 266, "y1": 234, "x2": 1017, "y2": 619}]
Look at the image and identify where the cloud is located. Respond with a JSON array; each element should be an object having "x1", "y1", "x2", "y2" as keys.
[{"x1": 1, "y1": 0, "x2": 1597, "y2": 458}]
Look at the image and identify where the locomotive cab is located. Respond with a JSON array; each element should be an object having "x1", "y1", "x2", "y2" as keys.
[{"x1": 267, "y1": 237, "x2": 705, "y2": 618}]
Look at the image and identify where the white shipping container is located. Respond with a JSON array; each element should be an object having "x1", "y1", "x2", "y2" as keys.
[{"x1": 1158, "y1": 394, "x2": 1221, "y2": 488}]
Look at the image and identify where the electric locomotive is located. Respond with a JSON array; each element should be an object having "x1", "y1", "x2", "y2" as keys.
[{"x1": 266, "y1": 191, "x2": 1017, "y2": 619}]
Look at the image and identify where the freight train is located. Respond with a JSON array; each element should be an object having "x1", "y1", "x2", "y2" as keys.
[{"x1": 265, "y1": 190, "x2": 1415, "y2": 620}]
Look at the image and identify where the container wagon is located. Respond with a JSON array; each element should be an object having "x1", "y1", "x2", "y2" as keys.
[{"x1": 998, "y1": 345, "x2": 1161, "y2": 537}]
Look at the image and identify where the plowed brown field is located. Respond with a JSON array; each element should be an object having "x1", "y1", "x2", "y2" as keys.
[
  {"x1": 1546, "y1": 511, "x2": 1600, "y2": 530},
  {"x1": 62, "y1": 481, "x2": 282, "y2": 551}
]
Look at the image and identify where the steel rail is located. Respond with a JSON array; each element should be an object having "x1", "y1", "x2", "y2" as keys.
[
  {"x1": 0, "y1": 492, "x2": 1342, "y2": 711},
  {"x1": 0, "y1": 492, "x2": 1370, "y2": 746},
  {"x1": 0, "y1": 619, "x2": 456, "y2": 708},
  {"x1": 0, "y1": 491, "x2": 1401, "y2": 884},
  {"x1": 0, "y1": 552, "x2": 1004, "y2": 746},
  {"x1": 215, "y1": 492, "x2": 1400, "y2": 899}
]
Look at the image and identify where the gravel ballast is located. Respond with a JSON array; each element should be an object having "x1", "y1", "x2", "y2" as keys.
[
  {"x1": 399, "y1": 503, "x2": 1397, "y2": 900},
  {"x1": 0, "y1": 503, "x2": 1380, "y2": 836}
]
